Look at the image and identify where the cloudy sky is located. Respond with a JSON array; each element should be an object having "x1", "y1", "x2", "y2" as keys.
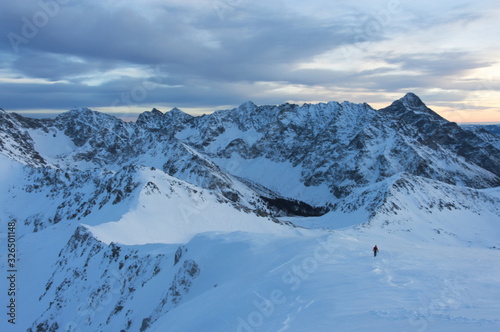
[{"x1": 1, "y1": 0, "x2": 499, "y2": 122}]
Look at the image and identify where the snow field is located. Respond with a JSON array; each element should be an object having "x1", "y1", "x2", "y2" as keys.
[
  {"x1": 86, "y1": 168, "x2": 294, "y2": 245},
  {"x1": 1, "y1": 98, "x2": 500, "y2": 331},
  {"x1": 151, "y1": 228, "x2": 500, "y2": 331},
  {"x1": 2, "y1": 155, "x2": 498, "y2": 331}
]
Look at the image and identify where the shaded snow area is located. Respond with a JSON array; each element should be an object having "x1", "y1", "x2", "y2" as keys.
[
  {"x1": 1, "y1": 95, "x2": 500, "y2": 331},
  {"x1": 1, "y1": 163, "x2": 499, "y2": 332},
  {"x1": 3, "y1": 219, "x2": 500, "y2": 332},
  {"x1": 212, "y1": 156, "x2": 333, "y2": 206},
  {"x1": 27, "y1": 128, "x2": 77, "y2": 162},
  {"x1": 85, "y1": 168, "x2": 292, "y2": 245}
]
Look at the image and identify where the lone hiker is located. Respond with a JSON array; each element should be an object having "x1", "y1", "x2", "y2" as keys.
[{"x1": 373, "y1": 245, "x2": 379, "y2": 257}]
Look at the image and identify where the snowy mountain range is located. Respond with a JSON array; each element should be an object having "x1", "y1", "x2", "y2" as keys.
[
  {"x1": 1, "y1": 93, "x2": 499, "y2": 331},
  {"x1": 460, "y1": 123, "x2": 500, "y2": 142}
]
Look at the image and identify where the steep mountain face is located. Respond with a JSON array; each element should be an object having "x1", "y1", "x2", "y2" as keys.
[
  {"x1": 380, "y1": 94, "x2": 500, "y2": 184},
  {"x1": 460, "y1": 124, "x2": 500, "y2": 149},
  {"x1": 176, "y1": 93, "x2": 499, "y2": 200},
  {"x1": 462, "y1": 123, "x2": 500, "y2": 135},
  {"x1": 368, "y1": 173, "x2": 500, "y2": 242},
  {"x1": 1, "y1": 93, "x2": 499, "y2": 229},
  {"x1": 1, "y1": 93, "x2": 499, "y2": 331},
  {"x1": 0, "y1": 110, "x2": 48, "y2": 167},
  {"x1": 30, "y1": 226, "x2": 201, "y2": 332}
]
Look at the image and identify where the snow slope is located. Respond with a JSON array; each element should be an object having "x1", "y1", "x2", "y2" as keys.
[
  {"x1": 1, "y1": 94, "x2": 500, "y2": 331},
  {"x1": 12, "y1": 221, "x2": 500, "y2": 332},
  {"x1": 86, "y1": 167, "x2": 292, "y2": 245},
  {"x1": 151, "y1": 230, "x2": 500, "y2": 332},
  {"x1": 1, "y1": 159, "x2": 498, "y2": 332}
]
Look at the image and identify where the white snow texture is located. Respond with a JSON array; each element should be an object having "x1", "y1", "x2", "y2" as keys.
[{"x1": 0, "y1": 94, "x2": 499, "y2": 332}]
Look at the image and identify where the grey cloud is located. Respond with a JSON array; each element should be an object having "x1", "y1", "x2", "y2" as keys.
[
  {"x1": 0, "y1": 0, "x2": 498, "y2": 119},
  {"x1": 11, "y1": 52, "x2": 121, "y2": 81},
  {"x1": 385, "y1": 52, "x2": 491, "y2": 77},
  {"x1": 3, "y1": 0, "x2": 354, "y2": 78}
]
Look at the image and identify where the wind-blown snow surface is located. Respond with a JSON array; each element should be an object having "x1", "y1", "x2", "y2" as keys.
[
  {"x1": 3, "y1": 212, "x2": 500, "y2": 332},
  {"x1": 1, "y1": 94, "x2": 500, "y2": 331},
  {"x1": 85, "y1": 168, "x2": 291, "y2": 245}
]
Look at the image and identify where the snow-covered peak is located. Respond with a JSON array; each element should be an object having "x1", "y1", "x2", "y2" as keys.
[
  {"x1": 400, "y1": 92, "x2": 426, "y2": 108},
  {"x1": 380, "y1": 92, "x2": 446, "y2": 123},
  {"x1": 238, "y1": 100, "x2": 257, "y2": 110},
  {"x1": 382, "y1": 92, "x2": 427, "y2": 113},
  {"x1": 165, "y1": 107, "x2": 193, "y2": 124},
  {"x1": 56, "y1": 107, "x2": 122, "y2": 126},
  {"x1": 168, "y1": 107, "x2": 191, "y2": 117},
  {"x1": 136, "y1": 107, "x2": 193, "y2": 132},
  {"x1": 60, "y1": 107, "x2": 110, "y2": 121},
  {"x1": 2, "y1": 94, "x2": 500, "y2": 332},
  {"x1": 136, "y1": 108, "x2": 164, "y2": 129}
]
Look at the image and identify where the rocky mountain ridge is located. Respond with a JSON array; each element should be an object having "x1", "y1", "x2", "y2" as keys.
[
  {"x1": 1, "y1": 93, "x2": 500, "y2": 331},
  {"x1": 1, "y1": 93, "x2": 499, "y2": 231}
]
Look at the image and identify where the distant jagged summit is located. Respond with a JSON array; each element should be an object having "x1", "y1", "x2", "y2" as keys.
[
  {"x1": 167, "y1": 106, "x2": 193, "y2": 120},
  {"x1": 239, "y1": 101, "x2": 257, "y2": 110},
  {"x1": 380, "y1": 92, "x2": 446, "y2": 123},
  {"x1": 400, "y1": 92, "x2": 426, "y2": 108},
  {"x1": 2, "y1": 94, "x2": 500, "y2": 332},
  {"x1": 168, "y1": 107, "x2": 191, "y2": 116},
  {"x1": 2, "y1": 93, "x2": 498, "y2": 193}
]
